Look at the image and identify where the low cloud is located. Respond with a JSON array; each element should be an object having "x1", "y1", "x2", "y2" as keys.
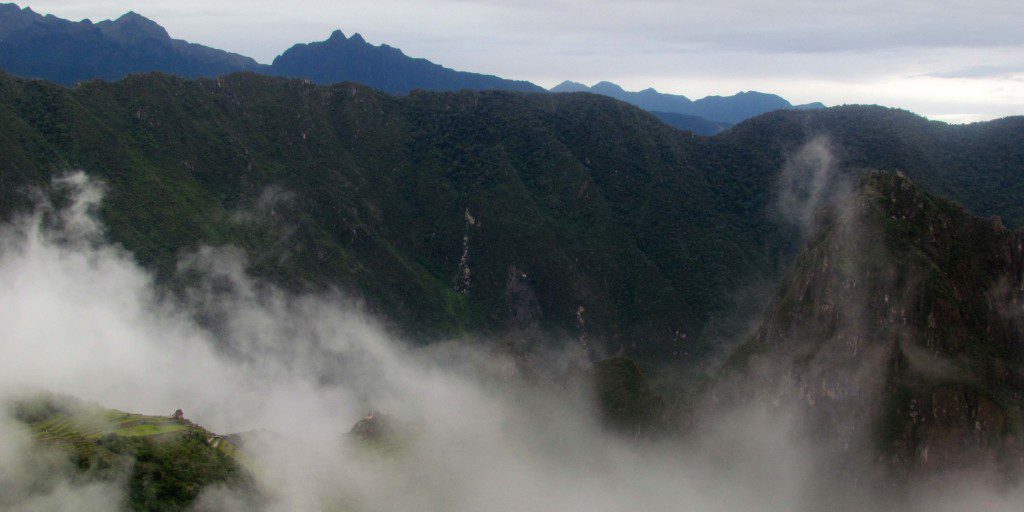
[
  {"x1": 0, "y1": 171, "x2": 1022, "y2": 511},
  {"x1": 0, "y1": 411, "x2": 123, "y2": 511},
  {"x1": 773, "y1": 136, "x2": 850, "y2": 236}
]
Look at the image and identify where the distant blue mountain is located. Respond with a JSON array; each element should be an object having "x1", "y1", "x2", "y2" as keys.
[
  {"x1": 0, "y1": 4, "x2": 266, "y2": 85},
  {"x1": 0, "y1": 2, "x2": 822, "y2": 126},
  {"x1": 552, "y1": 80, "x2": 825, "y2": 124},
  {"x1": 648, "y1": 111, "x2": 733, "y2": 136},
  {"x1": 0, "y1": 3, "x2": 543, "y2": 94},
  {"x1": 271, "y1": 30, "x2": 545, "y2": 94}
]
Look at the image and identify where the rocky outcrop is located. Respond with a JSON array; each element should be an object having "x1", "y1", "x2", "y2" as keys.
[
  {"x1": 506, "y1": 265, "x2": 542, "y2": 332},
  {"x1": 720, "y1": 172, "x2": 1024, "y2": 481}
]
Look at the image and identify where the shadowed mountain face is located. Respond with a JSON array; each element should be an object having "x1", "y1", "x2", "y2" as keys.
[
  {"x1": 0, "y1": 4, "x2": 266, "y2": 85},
  {"x1": 0, "y1": 4, "x2": 543, "y2": 94},
  {"x1": 270, "y1": 30, "x2": 545, "y2": 94},
  {"x1": 0, "y1": 70, "x2": 1022, "y2": 361},
  {"x1": 0, "y1": 3, "x2": 818, "y2": 128},
  {"x1": 720, "y1": 172, "x2": 1024, "y2": 482},
  {"x1": 649, "y1": 111, "x2": 733, "y2": 136},
  {"x1": 551, "y1": 80, "x2": 825, "y2": 124}
]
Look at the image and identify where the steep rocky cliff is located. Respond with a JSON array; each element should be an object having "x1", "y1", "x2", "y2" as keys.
[{"x1": 723, "y1": 172, "x2": 1024, "y2": 481}]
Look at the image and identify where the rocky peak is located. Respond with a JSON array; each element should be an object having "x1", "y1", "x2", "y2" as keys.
[
  {"x1": 550, "y1": 80, "x2": 589, "y2": 93},
  {"x1": 0, "y1": 3, "x2": 37, "y2": 17},
  {"x1": 97, "y1": 11, "x2": 170, "y2": 43},
  {"x1": 0, "y1": 3, "x2": 23, "y2": 16},
  {"x1": 327, "y1": 29, "x2": 346, "y2": 42},
  {"x1": 0, "y1": 3, "x2": 43, "y2": 35},
  {"x1": 719, "y1": 171, "x2": 1024, "y2": 481},
  {"x1": 591, "y1": 81, "x2": 626, "y2": 94}
]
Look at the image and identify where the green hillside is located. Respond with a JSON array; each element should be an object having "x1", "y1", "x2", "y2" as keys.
[
  {"x1": 0, "y1": 70, "x2": 1022, "y2": 359},
  {"x1": 10, "y1": 395, "x2": 246, "y2": 511}
]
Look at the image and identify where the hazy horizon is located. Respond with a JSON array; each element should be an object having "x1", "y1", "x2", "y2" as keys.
[{"x1": 12, "y1": 0, "x2": 1024, "y2": 124}]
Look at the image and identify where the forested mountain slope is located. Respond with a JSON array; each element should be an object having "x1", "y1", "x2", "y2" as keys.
[{"x1": 0, "y1": 70, "x2": 1022, "y2": 359}]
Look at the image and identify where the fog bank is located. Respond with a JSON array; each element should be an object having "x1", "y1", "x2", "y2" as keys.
[{"x1": 0, "y1": 172, "x2": 1021, "y2": 511}]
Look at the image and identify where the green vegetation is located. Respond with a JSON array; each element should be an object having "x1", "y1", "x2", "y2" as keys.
[
  {"x1": 9, "y1": 394, "x2": 247, "y2": 511},
  {"x1": 0, "y1": 70, "x2": 1021, "y2": 362}
]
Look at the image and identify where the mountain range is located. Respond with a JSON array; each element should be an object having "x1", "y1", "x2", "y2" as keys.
[
  {"x1": 0, "y1": 3, "x2": 817, "y2": 129},
  {"x1": 551, "y1": 80, "x2": 825, "y2": 125},
  {"x1": 0, "y1": 4, "x2": 264, "y2": 82},
  {"x1": 1, "y1": 70, "x2": 1022, "y2": 362},
  {"x1": 1, "y1": 3, "x2": 1024, "y2": 508}
]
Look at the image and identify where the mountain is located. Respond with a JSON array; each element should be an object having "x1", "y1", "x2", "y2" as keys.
[
  {"x1": 0, "y1": 4, "x2": 266, "y2": 85},
  {"x1": 551, "y1": 80, "x2": 693, "y2": 113},
  {"x1": 690, "y1": 91, "x2": 821, "y2": 124},
  {"x1": 0, "y1": 71, "x2": 1022, "y2": 360},
  {"x1": 720, "y1": 172, "x2": 1024, "y2": 481},
  {"x1": 270, "y1": 30, "x2": 545, "y2": 94},
  {"x1": 551, "y1": 80, "x2": 825, "y2": 124},
  {"x1": 794, "y1": 101, "x2": 828, "y2": 110},
  {"x1": 0, "y1": 3, "x2": 821, "y2": 121},
  {"x1": 649, "y1": 111, "x2": 732, "y2": 135},
  {"x1": 0, "y1": 4, "x2": 544, "y2": 94}
]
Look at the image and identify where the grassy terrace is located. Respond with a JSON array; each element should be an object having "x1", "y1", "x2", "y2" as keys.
[
  {"x1": 10, "y1": 396, "x2": 248, "y2": 510},
  {"x1": 32, "y1": 410, "x2": 187, "y2": 440},
  {"x1": 25, "y1": 405, "x2": 237, "y2": 459}
]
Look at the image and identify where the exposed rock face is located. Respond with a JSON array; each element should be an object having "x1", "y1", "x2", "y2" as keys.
[
  {"x1": 506, "y1": 265, "x2": 542, "y2": 332},
  {"x1": 721, "y1": 172, "x2": 1024, "y2": 481}
]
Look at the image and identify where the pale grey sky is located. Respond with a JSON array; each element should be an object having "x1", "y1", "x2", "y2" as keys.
[{"x1": 18, "y1": 0, "x2": 1024, "y2": 122}]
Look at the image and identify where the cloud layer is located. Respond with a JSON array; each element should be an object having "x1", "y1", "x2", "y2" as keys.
[{"x1": 2, "y1": 173, "x2": 1024, "y2": 511}]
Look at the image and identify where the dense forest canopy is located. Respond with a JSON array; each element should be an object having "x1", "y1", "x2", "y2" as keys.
[{"x1": 1, "y1": 70, "x2": 1022, "y2": 360}]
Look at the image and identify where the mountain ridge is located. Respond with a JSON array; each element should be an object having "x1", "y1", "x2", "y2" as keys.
[
  {"x1": 0, "y1": 3, "x2": 822, "y2": 127},
  {"x1": 551, "y1": 80, "x2": 826, "y2": 124},
  {"x1": 0, "y1": 70, "x2": 1022, "y2": 360},
  {"x1": 0, "y1": 3, "x2": 265, "y2": 84},
  {"x1": 270, "y1": 28, "x2": 545, "y2": 94}
]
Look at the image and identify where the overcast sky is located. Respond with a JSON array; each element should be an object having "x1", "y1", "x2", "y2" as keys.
[{"x1": 19, "y1": 0, "x2": 1024, "y2": 122}]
